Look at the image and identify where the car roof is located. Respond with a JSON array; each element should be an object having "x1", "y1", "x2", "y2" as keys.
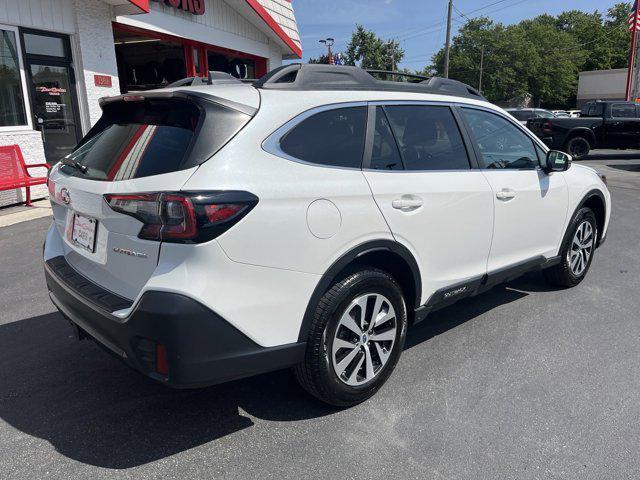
[
  {"x1": 163, "y1": 82, "x2": 499, "y2": 115},
  {"x1": 254, "y1": 64, "x2": 486, "y2": 100}
]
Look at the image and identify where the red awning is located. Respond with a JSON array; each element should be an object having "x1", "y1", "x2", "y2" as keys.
[
  {"x1": 100, "y1": 0, "x2": 149, "y2": 14},
  {"x1": 128, "y1": 0, "x2": 150, "y2": 12}
]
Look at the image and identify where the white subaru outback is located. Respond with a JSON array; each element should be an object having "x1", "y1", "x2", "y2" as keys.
[{"x1": 44, "y1": 65, "x2": 610, "y2": 406}]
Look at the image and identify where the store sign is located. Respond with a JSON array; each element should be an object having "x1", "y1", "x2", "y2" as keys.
[
  {"x1": 94, "y1": 75, "x2": 113, "y2": 88},
  {"x1": 152, "y1": 0, "x2": 205, "y2": 15},
  {"x1": 36, "y1": 87, "x2": 67, "y2": 96}
]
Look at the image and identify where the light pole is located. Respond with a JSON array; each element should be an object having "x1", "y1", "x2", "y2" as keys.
[{"x1": 319, "y1": 37, "x2": 335, "y2": 64}]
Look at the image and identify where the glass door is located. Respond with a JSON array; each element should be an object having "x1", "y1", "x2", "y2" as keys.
[{"x1": 21, "y1": 29, "x2": 82, "y2": 164}]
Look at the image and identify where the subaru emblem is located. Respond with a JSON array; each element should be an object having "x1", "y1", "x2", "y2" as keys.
[{"x1": 60, "y1": 188, "x2": 70, "y2": 205}]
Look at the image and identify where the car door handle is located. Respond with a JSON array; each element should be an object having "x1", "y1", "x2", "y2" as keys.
[
  {"x1": 496, "y1": 188, "x2": 516, "y2": 201},
  {"x1": 392, "y1": 197, "x2": 423, "y2": 211}
]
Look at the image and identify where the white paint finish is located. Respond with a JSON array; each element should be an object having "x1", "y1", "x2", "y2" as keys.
[
  {"x1": 365, "y1": 170, "x2": 494, "y2": 301},
  {"x1": 182, "y1": 101, "x2": 392, "y2": 274},
  {"x1": 47, "y1": 164, "x2": 199, "y2": 299},
  {"x1": 210, "y1": 153, "x2": 392, "y2": 274},
  {"x1": 142, "y1": 239, "x2": 320, "y2": 346},
  {"x1": 307, "y1": 199, "x2": 341, "y2": 239},
  {"x1": 0, "y1": 0, "x2": 76, "y2": 33},
  {"x1": 167, "y1": 84, "x2": 260, "y2": 109},
  {"x1": 482, "y1": 169, "x2": 569, "y2": 271},
  {"x1": 40, "y1": 81, "x2": 612, "y2": 352},
  {"x1": 563, "y1": 163, "x2": 612, "y2": 238}
]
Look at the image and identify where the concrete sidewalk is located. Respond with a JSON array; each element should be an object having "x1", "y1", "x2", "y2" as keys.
[{"x1": 0, "y1": 199, "x2": 52, "y2": 228}]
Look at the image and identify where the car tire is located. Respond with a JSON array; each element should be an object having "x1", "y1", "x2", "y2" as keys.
[
  {"x1": 294, "y1": 268, "x2": 408, "y2": 407},
  {"x1": 565, "y1": 136, "x2": 591, "y2": 160},
  {"x1": 543, "y1": 207, "x2": 597, "y2": 288}
]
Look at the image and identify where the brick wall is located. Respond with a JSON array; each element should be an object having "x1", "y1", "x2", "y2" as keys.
[{"x1": 73, "y1": 0, "x2": 121, "y2": 126}]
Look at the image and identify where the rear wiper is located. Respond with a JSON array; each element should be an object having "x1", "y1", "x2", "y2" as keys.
[{"x1": 61, "y1": 157, "x2": 88, "y2": 174}]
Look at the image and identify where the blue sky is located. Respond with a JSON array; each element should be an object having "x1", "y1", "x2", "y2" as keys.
[{"x1": 292, "y1": 0, "x2": 626, "y2": 71}]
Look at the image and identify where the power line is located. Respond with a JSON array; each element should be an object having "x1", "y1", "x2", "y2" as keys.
[{"x1": 394, "y1": 0, "x2": 527, "y2": 42}]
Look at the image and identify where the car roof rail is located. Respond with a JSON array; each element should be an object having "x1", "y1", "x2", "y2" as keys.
[{"x1": 253, "y1": 64, "x2": 486, "y2": 100}]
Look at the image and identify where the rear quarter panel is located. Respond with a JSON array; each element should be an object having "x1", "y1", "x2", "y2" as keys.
[{"x1": 180, "y1": 98, "x2": 393, "y2": 276}]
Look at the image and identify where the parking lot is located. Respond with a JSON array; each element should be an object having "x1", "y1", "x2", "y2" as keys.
[{"x1": 0, "y1": 152, "x2": 639, "y2": 479}]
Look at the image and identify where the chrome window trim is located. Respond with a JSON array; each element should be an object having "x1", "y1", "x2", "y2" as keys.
[
  {"x1": 363, "y1": 100, "x2": 476, "y2": 173},
  {"x1": 262, "y1": 98, "x2": 551, "y2": 173},
  {"x1": 261, "y1": 101, "x2": 369, "y2": 171}
]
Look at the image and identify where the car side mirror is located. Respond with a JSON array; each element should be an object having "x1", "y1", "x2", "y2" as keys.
[{"x1": 545, "y1": 150, "x2": 571, "y2": 173}]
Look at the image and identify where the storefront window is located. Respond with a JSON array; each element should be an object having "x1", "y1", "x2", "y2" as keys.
[
  {"x1": 0, "y1": 28, "x2": 28, "y2": 127},
  {"x1": 23, "y1": 32, "x2": 66, "y2": 57}
]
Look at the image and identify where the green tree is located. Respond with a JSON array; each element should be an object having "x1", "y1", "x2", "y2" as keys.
[
  {"x1": 428, "y1": 3, "x2": 630, "y2": 108},
  {"x1": 344, "y1": 25, "x2": 405, "y2": 70},
  {"x1": 308, "y1": 54, "x2": 330, "y2": 64}
]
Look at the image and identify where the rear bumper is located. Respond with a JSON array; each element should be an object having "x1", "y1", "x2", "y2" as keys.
[{"x1": 44, "y1": 256, "x2": 305, "y2": 388}]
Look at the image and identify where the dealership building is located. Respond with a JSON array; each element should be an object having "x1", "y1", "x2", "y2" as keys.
[{"x1": 0, "y1": 0, "x2": 301, "y2": 206}]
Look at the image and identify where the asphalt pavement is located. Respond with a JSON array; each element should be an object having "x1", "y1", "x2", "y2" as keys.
[{"x1": 0, "y1": 152, "x2": 639, "y2": 479}]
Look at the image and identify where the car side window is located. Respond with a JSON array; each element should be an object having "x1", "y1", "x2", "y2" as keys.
[
  {"x1": 536, "y1": 110, "x2": 554, "y2": 118},
  {"x1": 370, "y1": 107, "x2": 403, "y2": 170},
  {"x1": 461, "y1": 108, "x2": 539, "y2": 170},
  {"x1": 280, "y1": 107, "x2": 367, "y2": 168},
  {"x1": 383, "y1": 105, "x2": 471, "y2": 171},
  {"x1": 510, "y1": 110, "x2": 530, "y2": 121},
  {"x1": 611, "y1": 104, "x2": 636, "y2": 118}
]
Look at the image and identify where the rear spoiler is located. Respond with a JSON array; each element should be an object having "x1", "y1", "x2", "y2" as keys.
[{"x1": 98, "y1": 89, "x2": 257, "y2": 117}]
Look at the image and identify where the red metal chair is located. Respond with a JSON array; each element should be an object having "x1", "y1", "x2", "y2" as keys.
[{"x1": 0, "y1": 144, "x2": 51, "y2": 206}]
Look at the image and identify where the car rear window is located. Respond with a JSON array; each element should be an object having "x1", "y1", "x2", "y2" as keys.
[
  {"x1": 509, "y1": 110, "x2": 533, "y2": 121},
  {"x1": 611, "y1": 103, "x2": 637, "y2": 118},
  {"x1": 279, "y1": 107, "x2": 367, "y2": 168},
  {"x1": 581, "y1": 103, "x2": 603, "y2": 117},
  {"x1": 63, "y1": 98, "x2": 249, "y2": 180}
]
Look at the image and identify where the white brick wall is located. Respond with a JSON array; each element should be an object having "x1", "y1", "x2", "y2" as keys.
[
  {"x1": 73, "y1": 0, "x2": 121, "y2": 127},
  {"x1": 0, "y1": 130, "x2": 48, "y2": 205}
]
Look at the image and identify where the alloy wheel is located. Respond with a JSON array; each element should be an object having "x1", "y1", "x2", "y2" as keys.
[
  {"x1": 568, "y1": 220, "x2": 594, "y2": 276},
  {"x1": 331, "y1": 293, "x2": 397, "y2": 386},
  {"x1": 569, "y1": 138, "x2": 589, "y2": 158}
]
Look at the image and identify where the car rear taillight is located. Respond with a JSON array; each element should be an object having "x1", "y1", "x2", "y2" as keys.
[
  {"x1": 542, "y1": 121, "x2": 553, "y2": 134},
  {"x1": 104, "y1": 191, "x2": 258, "y2": 243}
]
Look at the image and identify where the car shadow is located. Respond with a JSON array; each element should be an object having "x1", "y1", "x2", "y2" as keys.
[
  {"x1": 607, "y1": 163, "x2": 640, "y2": 173},
  {"x1": 0, "y1": 280, "x2": 536, "y2": 469},
  {"x1": 583, "y1": 151, "x2": 640, "y2": 160},
  {"x1": 405, "y1": 282, "x2": 529, "y2": 349}
]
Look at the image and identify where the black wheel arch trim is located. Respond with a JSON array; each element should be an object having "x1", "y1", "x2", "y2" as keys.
[
  {"x1": 563, "y1": 128, "x2": 596, "y2": 147},
  {"x1": 559, "y1": 189, "x2": 607, "y2": 254},
  {"x1": 297, "y1": 239, "x2": 421, "y2": 342}
]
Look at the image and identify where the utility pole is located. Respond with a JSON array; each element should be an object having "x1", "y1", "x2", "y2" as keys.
[
  {"x1": 444, "y1": 0, "x2": 453, "y2": 78},
  {"x1": 478, "y1": 45, "x2": 484, "y2": 94}
]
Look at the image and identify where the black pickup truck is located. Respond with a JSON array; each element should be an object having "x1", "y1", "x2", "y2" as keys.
[{"x1": 527, "y1": 100, "x2": 640, "y2": 159}]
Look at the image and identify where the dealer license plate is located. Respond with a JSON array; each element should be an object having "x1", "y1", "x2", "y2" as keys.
[{"x1": 72, "y1": 214, "x2": 97, "y2": 253}]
